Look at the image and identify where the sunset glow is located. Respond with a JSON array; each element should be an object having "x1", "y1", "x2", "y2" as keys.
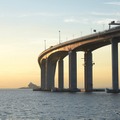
[{"x1": 0, "y1": 0, "x2": 120, "y2": 88}]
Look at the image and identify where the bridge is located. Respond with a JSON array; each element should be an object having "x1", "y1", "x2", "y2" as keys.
[{"x1": 38, "y1": 26, "x2": 120, "y2": 93}]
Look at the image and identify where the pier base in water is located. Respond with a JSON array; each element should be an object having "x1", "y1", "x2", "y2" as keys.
[
  {"x1": 33, "y1": 88, "x2": 120, "y2": 93},
  {"x1": 105, "y1": 88, "x2": 120, "y2": 93}
]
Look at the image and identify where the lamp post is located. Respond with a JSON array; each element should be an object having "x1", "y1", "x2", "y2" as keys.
[
  {"x1": 73, "y1": 34, "x2": 74, "y2": 39},
  {"x1": 91, "y1": 28, "x2": 96, "y2": 33},
  {"x1": 81, "y1": 32, "x2": 82, "y2": 37},
  {"x1": 59, "y1": 30, "x2": 61, "y2": 44},
  {"x1": 91, "y1": 28, "x2": 93, "y2": 34},
  {"x1": 103, "y1": 24, "x2": 105, "y2": 30},
  {"x1": 44, "y1": 40, "x2": 46, "y2": 50}
]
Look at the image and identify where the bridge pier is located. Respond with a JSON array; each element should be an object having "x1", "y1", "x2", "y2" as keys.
[
  {"x1": 111, "y1": 38, "x2": 119, "y2": 93},
  {"x1": 69, "y1": 51, "x2": 77, "y2": 91},
  {"x1": 58, "y1": 59, "x2": 64, "y2": 89},
  {"x1": 45, "y1": 59, "x2": 57, "y2": 90},
  {"x1": 45, "y1": 59, "x2": 51, "y2": 90},
  {"x1": 84, "y1": 51, "x2": 93, "y2": 92},
  {"x1": 38, "y1": 27, "x2": 120, "y2": 93},
  {"x1": 40, "y1": 59, "x2": 46, "y2": 90}
]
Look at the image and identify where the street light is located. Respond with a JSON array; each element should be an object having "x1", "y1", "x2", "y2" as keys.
[
  {"x1": 93, "y1": 29, "x2": 96, "y2": 32},
  {"x1": 81, "y1": 32, "x2": 82, "y2": 37},
  {"x1": 91, "y1": 28, "x2": 96, "y2": 33},
  {"x1": 44, "y1": 40, "x2": 46, "y2": 50},
  {"x1": 103, "y1": 24, "x2": 105, "y2": 30},
  {"x1": 59, "y1": 30, "x2": 61, "y2": 44}
]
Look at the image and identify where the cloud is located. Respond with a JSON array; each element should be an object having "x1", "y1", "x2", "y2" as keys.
[
  {"x1": 18, "y1": 12, "x2": 58, "y2": 18},
  {"x1": 95, "y1": 19, "x2": 117, "y2": 24},
  {"x1": 0, "y1": 13, "x2": 16, "y2": 18},
  {"x1": 92, "y1": 18, "x2": 120, "y2": 25},
  {"x1": 91, "y1": 12, "x2": 110, "y2": 16},
  {"x1": 64, "y1": 16, "x2": 119, "y2": 26},
  {"x1": 64, "y1": 18, "x2": 90, "y2": 24},
  {"x1": 91, "y1": 12, "x2": 120, "y2": 16},
  {"x1": 0, "y1": 12, "x2": 57, "y2": 18},
  {"x1": 64, "y1": 18, "x2": 80, "y2": 23},
  {"x1": 105, "y1": 2, "x2": 120, "y2": 5}
]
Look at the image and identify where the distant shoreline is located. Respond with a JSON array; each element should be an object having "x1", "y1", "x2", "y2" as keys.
[{"x1": 19, "y1": 87, "x2": 31, "y2": 89}]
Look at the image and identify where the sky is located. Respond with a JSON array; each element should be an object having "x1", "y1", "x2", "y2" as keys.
[{"x1": 0, "y1": 0, "x2": 120, "y2": 88}]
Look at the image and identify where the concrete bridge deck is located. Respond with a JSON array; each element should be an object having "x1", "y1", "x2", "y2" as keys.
[{"x1": 38, "y1": 26, "x2": 120, "y2": 93}]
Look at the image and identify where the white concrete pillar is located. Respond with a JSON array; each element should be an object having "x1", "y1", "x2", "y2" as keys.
[
  {"x1": 111, "y1": 39, "x2": 119, "y2": 92},
  {"x1": 84, "y1": 51, "x2": 93, "y2": 92},
  {"x1": 58, "y1": 59, "x2": 64, "y2": 89},
  {"x1": 69, "y1": 51, "x2": 77, "y2": 90}
]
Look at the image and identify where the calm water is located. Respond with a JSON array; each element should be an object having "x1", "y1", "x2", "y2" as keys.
[{"x1": 0, "y1": 89, "x2": 120, "y2": 120}]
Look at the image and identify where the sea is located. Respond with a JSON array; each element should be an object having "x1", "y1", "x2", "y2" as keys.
[{"x1": 0, "y1": 89, "x2": 120, "y2": 120}]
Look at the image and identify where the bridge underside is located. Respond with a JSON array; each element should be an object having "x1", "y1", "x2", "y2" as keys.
[{"x1": 75, "y1": 39, "x2": 111, "y2": 52}]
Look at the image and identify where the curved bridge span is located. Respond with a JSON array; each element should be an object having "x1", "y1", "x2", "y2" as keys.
[{"x1": 38, "y1": 27, "x2": 120, "y2": 93}]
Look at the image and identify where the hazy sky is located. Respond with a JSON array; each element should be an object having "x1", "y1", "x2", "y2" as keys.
[{"x1": 0, "y1": 0, "x2": 120, "y2": 88}]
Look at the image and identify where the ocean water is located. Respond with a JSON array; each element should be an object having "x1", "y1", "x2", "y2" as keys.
[{"x1": 0, "y1": 89, "x2": 120, "y2": 120}]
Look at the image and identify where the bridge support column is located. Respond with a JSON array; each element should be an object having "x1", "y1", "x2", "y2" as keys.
[
  {"x1": 58, "y1": 59, "x2": 64, "y2": 89},
  {"x1": 84, "y1": 51, "x2": 93, "y2": 92},
  {"x1": 111, "y1": 39, "x2": 119, "y2": 93},
  {"x1": 40, "y1": 60, "x2": 46, "y2": 90},
  {"x1": 45, "y1": 59, "x2": 57, "y2": 90},
  {"x1": 69, "y1": 51, "x2": 77, "y2": 91},
  {"x1": 45, "y1": 59, "x2": 50, "y2": 90}
]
